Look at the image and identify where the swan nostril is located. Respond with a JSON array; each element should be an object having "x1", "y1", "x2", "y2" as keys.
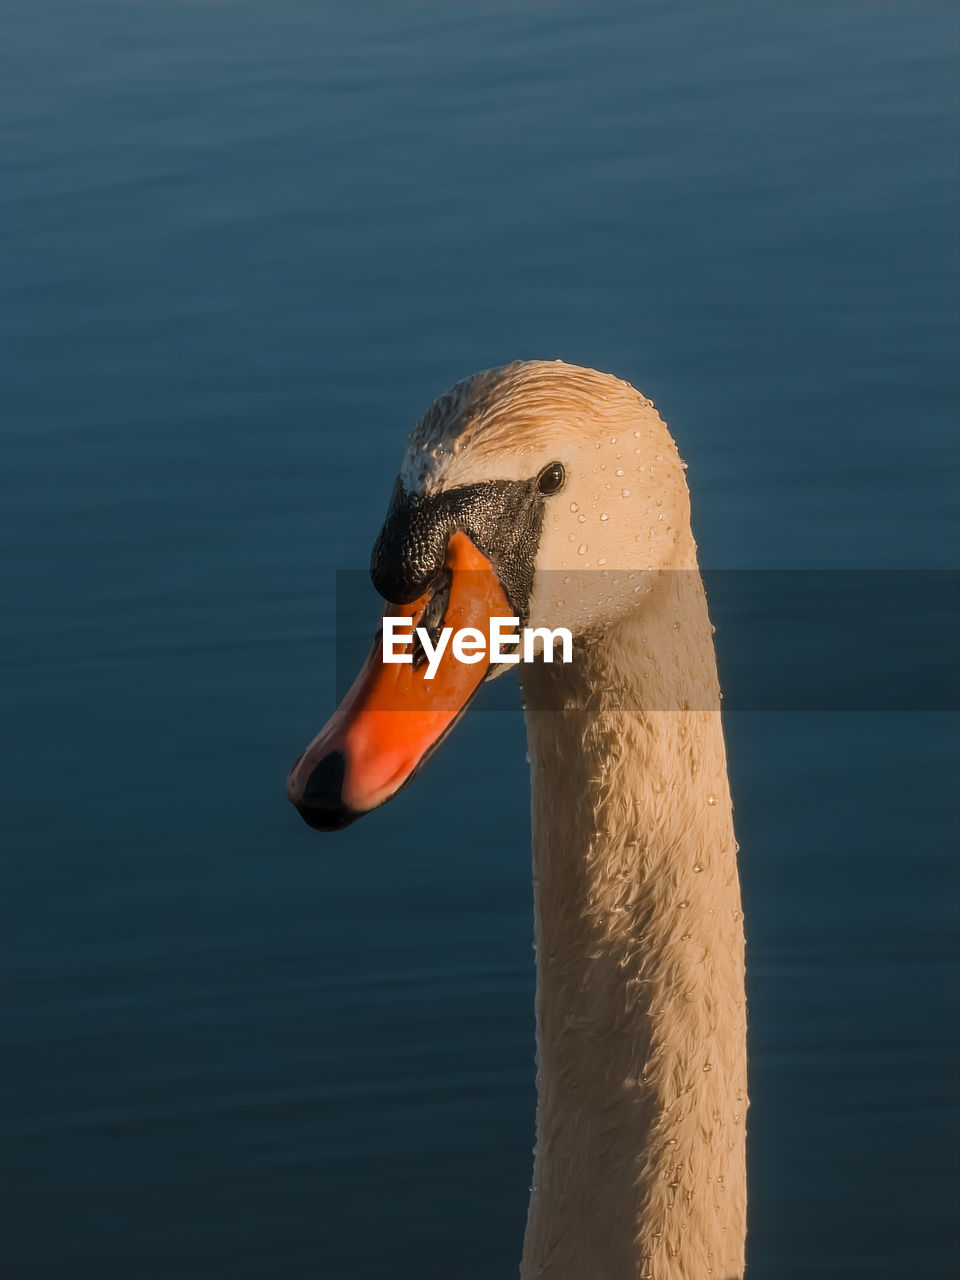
[
  {"x1": 410, "y1": 567, "x2": 452, "y2": 669},
  {"x1": 292, "y1": 752, "x2": 360, "y2": 831}
]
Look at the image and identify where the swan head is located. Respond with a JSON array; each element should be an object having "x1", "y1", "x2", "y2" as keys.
[{"x1": 287, "y1": 360, "x2": 693, "y2": 830}]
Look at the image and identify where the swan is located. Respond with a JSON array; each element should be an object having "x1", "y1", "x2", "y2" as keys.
[{"x1": 287, "y1": 360, "x2": 747, "y2": 1280}]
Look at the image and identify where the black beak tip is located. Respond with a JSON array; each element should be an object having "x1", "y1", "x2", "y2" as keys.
[{"x1": 289, "y1": 751, "x2": 363, "y2": 832}]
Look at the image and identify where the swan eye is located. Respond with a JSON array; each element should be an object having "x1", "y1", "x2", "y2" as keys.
[{"x1": 537, "y1": 462, "x2": 565, "y2": 495}]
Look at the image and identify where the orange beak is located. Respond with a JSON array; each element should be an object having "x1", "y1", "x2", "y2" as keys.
[{"x1": 286, "y1": 531, "x2": 513, "y2": 830}]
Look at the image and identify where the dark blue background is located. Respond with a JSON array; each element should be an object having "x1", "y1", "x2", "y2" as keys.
[{"x1": 3, "y1": 4, "x2": 957, "y2": 1277}]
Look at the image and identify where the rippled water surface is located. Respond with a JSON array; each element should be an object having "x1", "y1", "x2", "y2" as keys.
[{"x1": 3, "y1": 3, "x2": 958, "y2": 1277}]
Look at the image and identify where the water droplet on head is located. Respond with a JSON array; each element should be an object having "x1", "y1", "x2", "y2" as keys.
[
  {"x1": 569, "y1": 501, "x2": 579, "y2": 513},
  {"x1": 578, "y1": 544, "x2": 588, "y2": 555},
  {"x1": 615, "y1": 468, "x2": 624, "y2": 476},
  {"x1": 621, "y1": 489, "x2": 631, "y2": 497},
  {"x1": 707, "y1": 794, "x2": 717, "y2": 806}
]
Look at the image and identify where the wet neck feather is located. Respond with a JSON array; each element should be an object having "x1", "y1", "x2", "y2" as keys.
[{"x1": 518, "y1": 572, "x2": 747, "y2": 1280}]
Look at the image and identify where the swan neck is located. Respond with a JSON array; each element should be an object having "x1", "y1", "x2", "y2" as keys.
[{"x1": 518, "y1": 576, "x2": 747, "y2": 1280}]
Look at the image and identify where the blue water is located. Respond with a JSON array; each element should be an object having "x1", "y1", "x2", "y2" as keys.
[{"x1": 2, "y1": 3, "x2": 957, "y2": 1277}]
